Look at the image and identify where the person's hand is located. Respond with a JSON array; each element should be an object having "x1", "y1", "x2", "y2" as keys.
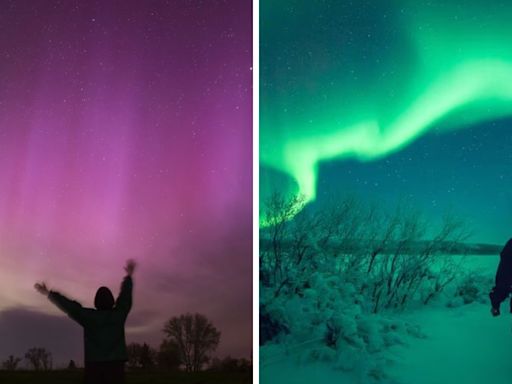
[
  {"x1": 34, "y1": 282, "x2": 49, "y2": 296},
  {"x1": 491, "y1": 307, "x2": 500, "y2": 317},
  {"x1": 124, "y1": 259, "x2": 136, "y2": 276}
]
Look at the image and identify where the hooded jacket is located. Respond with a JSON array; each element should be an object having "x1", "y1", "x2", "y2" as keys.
[{"x1": 48, "y1": 275, "x2": 133, "y2": 362}]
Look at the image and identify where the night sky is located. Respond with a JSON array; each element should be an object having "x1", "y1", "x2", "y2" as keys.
[
  {"x1": 260, "y1": 1, "x2": 512, "y2": 244},
  {"x1": 0, "y1": 0, "x2": 252, "y2": 364}
]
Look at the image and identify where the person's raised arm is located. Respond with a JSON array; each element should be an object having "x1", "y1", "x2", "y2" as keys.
[
  {"x1": 115, "y1": 260, "x2": 136, "y2": 318},
  {"x1": 34, "y1": 282, "x2": 85, "y2": 325}
]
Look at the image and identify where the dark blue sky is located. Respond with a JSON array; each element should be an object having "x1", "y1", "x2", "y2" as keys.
[{"x1": 316, "y1": 117, "x2": 512, "y2": 244}]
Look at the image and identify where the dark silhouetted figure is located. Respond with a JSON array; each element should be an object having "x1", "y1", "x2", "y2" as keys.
[
  {"x1": 490, "y1": 239, "x2": 512, "y2": 316},
  {"x1": 68, "y1": 359, "x2": 76, "y2": 370},
  {"x1": 35, "y1": 260, "x2": 136, "y2": 384}
]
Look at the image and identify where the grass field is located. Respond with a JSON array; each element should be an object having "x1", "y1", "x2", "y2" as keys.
[{"x1": 0, "y1": 370, "x2": 252, "y2": 383}]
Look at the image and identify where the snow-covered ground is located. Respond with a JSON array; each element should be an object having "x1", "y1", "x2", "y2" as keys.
[
  {"x1": 262, "y1": 302, "x2": 512, "y2": 384},
  {"x1": 261, "y1": 255, "x2": 510, "y2": 384},
  {"x1": 388, "y1": 302, "x2": 512, "y2": 384}
]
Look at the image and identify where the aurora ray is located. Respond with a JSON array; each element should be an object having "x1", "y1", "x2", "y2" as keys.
[
  {"x1": 0, "y1": 0, "x2": 252, "y2": 364},
  {"x1": 260, "y1": 0, "x2": 512, "y2": 214}
]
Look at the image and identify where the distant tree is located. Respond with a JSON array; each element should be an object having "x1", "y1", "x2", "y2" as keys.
[
  {"x1": 126, "y1": 342, "x2": 156, "y2": 370},
  {"x1": 2, "y1": 355, "x2": 22, "y2": 370},
  {"x1": 210, "y1": 356, "x2": 252, "y2": 372},
  {"x1": 24, "y1": 347, "x2": 52, "y2": 370},
  {"x1": 67, "y1": 360, "x2": 77, "y2": 370},
  {"x1": 163, "y1": 313, "x2": 221, "y2": 372},
  {"x1": 157, "y1": 339, "x2": 181, "y2": 371}
]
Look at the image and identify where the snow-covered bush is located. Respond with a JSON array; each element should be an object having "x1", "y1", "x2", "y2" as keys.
[
  {"x1": 260, "y1": 306, "x2": 289, "y2": 345},
  {"x1": 260, "y1": 193, "x2": 477, "y2": 382},
  {"x1": 450, "y1": 273, "x2": 493, "y2": 305}
]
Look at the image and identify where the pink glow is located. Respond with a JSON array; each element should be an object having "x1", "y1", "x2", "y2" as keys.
[{"x1": 0, "y1": 0, "x2": 252, "y2": 363}]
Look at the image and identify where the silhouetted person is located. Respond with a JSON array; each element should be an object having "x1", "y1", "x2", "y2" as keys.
[
  {"x1": 34, "y1": 260, "x2": 136, "y2": 384},
  {"x1": 490, "y1": 240, "x2": 512, "y2": 316}
]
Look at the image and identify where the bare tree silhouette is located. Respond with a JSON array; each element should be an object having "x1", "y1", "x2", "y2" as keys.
[
  {"x1": 2, "y1": 355, "x2": 22, "y2": 370},
  {"x1": 24, "y1": 347, "x2": 52, "y2": 371},
  {"x1": 163, "y1": 313, "x2": 221, "y2": 372},
  {"x1": 126, "y1": 342, "x2": 157, "y2": 370}
]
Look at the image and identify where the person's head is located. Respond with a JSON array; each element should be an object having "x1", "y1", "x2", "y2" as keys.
[{"x1": 94, "y1": 286, "x2": 114, "y2": 310}]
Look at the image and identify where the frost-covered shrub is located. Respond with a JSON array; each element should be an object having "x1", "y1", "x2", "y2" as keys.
[
  {"x1": 357, "y1": 317, "x2": 384, "y2": 353},
  {"x1": 325, "y1": 321, "x2": 340, "y2": 348},
  {"x1": 405, "y1": 322, "x2": 427, "y2": 339},
  {"x1": 335, "y1": 344, "x2": 365, "y2": 371},
  {"x1": 259, "y1": 193, "x2": 486, "y2": 383},
  {"x1": 260, "y1": 285, "x2": 291, "y2": 344},
  {"x1": 381, "y1": 318, "x2": 404, "y2": 333},
  {"x1": 382, "y1": 331, "x2": 405, "y2": 347},
  {"x1": 260, "y1": 306, "x2": 289, "y2": 345},
  {"x1": 305, "y1": 346, "x2": 337, "y2": 363},
  {"x1": 452, "y1": 274, "x2": 492, "y2": 305},
  {"x1": 335, "y1": 345, "x2": 390, "y2": 384},
  {"x1": 446, "y1": 296, "x2": 464, "y2": 308},
  {"x1": 367, "y1": 364, "x2": 389, "y2": 383}
]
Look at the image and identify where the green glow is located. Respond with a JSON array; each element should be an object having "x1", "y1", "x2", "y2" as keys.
[{"x1": 261, "y1": 1, "x2": 512, "y2": 220}]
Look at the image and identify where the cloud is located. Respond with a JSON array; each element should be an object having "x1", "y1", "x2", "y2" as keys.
[{"x1": 0, "y1": 307, "x2": 82, "y2": 367}]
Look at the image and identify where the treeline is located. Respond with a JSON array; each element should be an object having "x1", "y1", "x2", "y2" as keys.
[
  {"x1": 1, "y1": 312, "x2": 251, "y2": 373},
  {"x1": 126, "y1": 342, "x2": 251, "y2": 373},
  {"x1": 1, "y1": 348, "x2": 52, "y2": 371},
  {"x1": 126, "y1": 312, "x2": 250, "y2": 372},
  {"x1": 260, "y1": 238, "x2": 501, "y2": 256}
]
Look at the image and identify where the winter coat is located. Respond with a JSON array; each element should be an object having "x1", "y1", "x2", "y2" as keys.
[
  {"x1": 490, "y1": 239, "x2": 512, "y2": 312},
  {"x1": 48, "y1": 276, "x2": 133, "y2": 362}
]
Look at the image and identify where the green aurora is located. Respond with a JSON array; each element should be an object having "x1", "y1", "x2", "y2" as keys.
[{"x1": 260, "y1": 1, "x2": 512, "y2": 217}]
